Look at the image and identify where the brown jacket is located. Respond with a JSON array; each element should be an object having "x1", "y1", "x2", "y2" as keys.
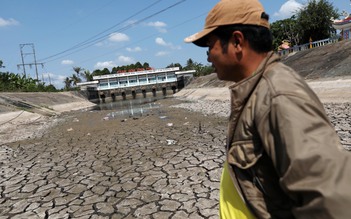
[{"x1": 227, "y1": 52, "x2": 351, "y2": 218}]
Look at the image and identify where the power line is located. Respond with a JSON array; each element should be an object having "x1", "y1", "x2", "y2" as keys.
[
  {"x1": 41, "y1": 0, "x2": 187, "y2": 64},
  {"x1": 38, "y1": 0, "x2": 167, "y2": 63},
  {"x1": 46, "y1": 10, "x2": 207, "y2": 75},
  {"x1": 64, "y1": 0, "x2": 164, "y2": 54},
  {"x1": 78, "y1": 12, "x2": 207, "y2": 64}
]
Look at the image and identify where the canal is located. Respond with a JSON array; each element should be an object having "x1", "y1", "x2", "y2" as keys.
[{"x1": 91, "y1": 94, "x2": 171, "y2": 120}]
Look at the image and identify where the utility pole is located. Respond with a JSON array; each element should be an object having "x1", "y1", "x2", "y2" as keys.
[
  {"x1": 17, "y1": 43, "x2": 44, "y2": 81},
  {"x1": 48, "y1": 73, "x2": 52, "y2": 85},
  {"x1": 41, "y1": 73, "x2": 52, "y2": 85}
]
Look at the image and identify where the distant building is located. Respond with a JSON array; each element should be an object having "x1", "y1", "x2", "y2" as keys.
[
  {"x1": 76, "y1": 80, "x2": 98, "y2": 91},
  {"x1": 93, "y1": 67, "x2": 180, "y2": 91},
  {"x1": 332, "y1": 10, "x2": 351, "y2": 40},
  {"x1": 77, "y1": 67, "x2": 195, "y2": 100}
]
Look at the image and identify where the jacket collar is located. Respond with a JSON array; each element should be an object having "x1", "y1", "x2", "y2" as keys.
[{"x1": 228, "y1": 52, "x2": 279, "y2": 108}]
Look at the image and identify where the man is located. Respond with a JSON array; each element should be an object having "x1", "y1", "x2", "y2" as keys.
[{"x1": 184, "y1": 0, "x2": 351, "y2": 218}]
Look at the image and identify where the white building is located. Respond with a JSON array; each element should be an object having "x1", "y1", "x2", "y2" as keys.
[
  {"x1": 77, "y1": 67, "x2": 195, "y2": 100},
  {"x1": 93, "y1": 67, "x2": 180, "y2": 91}
]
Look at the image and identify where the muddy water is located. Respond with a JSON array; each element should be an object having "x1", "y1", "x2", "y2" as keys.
[{"x1": 91, "y1": 95, "x2": 171, "y2": 119}]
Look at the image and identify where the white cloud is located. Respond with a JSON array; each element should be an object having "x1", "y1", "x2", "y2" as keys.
[
  {"x1": 172, "y1": 45, "x2": 181, "y2": 50},
  {"x1": 94, "y1": 61, "x2": 116, "y2": 69},
  {"x1": 117, "y1": 55, "x2": 135, "y2": 64},
  {"x1": 147, "y1": 21, "x2": 167, "y2": 28},
  {"x1": 0, "y1": 17, "x2": 19, "y2": 27},
  {"x1": 155, "y1": 37, "x2": 181, "y2": 50},
  {"x1": 155, "y1": 37, "x2": 168, "y2": 46},
  {"x1": 158, "y1": 29, "x2": 167, "y2": 33},
  {"x1": 274, "y1": 0, "x2": 303, "y2": 19},
  {"x1": 155, "y1": 51, "x2": 169, "y2": 57},
  {"x1": 126, "y1": 46, "x2": 142, "y2": 52},
  {"x1": 95, "y1": 42, "x2": 104, "y2": 47},
  {"x1": 108, "y1": 32, "x2": 130, "y2": 42},
  {"x1": 124, "y1": 19, "x2": 138, "y2": 27},
  {"x1": 61, "y1": 60, "x2": 74, "y2": 65},
  {"x1": 93, "y1": 56, "x2": 135, "y2": 70},
  {"x1": 147, "y1": 21, "x2": 167, "y2": 33}
]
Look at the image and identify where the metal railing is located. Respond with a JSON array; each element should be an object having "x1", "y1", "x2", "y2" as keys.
[{"x1": 277, "y1": 37, "x2": 340, "y2": 56}]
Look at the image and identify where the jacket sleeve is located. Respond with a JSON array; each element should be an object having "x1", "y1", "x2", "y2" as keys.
[{"x1": 260, "y1": 93, "x2": 351, "y2": 219}]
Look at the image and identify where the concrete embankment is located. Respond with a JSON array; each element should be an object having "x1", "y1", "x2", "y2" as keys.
[
  {"x1": 0, "y1": 91, "x2": 96, "y2": 115},
  {"x1": 0, "y1": 91, "x2": 96, "y2": 144}
]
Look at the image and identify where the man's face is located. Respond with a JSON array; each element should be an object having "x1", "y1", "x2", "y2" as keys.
[{"x1": 206, "y1": 34, "x2": 241, "y2": 82}]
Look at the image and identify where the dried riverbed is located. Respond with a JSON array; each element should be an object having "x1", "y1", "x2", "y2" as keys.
[
  {"x1": 0, "y1": 99, "x2": 228, "y2": 218},
  {"x1": 0, "y1": 78, "x2": 350, "y2": 218}
]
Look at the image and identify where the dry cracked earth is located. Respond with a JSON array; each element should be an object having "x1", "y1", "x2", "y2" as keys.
[
  {"x1": 0, "y1": 99, "x2": 350, "y2": 219},
  {"x1": 0, "y1": 100, "x2": 227, "y2": 219}
]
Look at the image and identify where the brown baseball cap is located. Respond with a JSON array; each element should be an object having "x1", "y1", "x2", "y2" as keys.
[{"x1": 184, "y1": 0, "x2": 270, "y2": 47}]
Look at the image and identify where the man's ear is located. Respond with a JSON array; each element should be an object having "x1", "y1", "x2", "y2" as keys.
[
  {"x1": 232, "y1": 31, "x2": 244, "y2": 50},
  {"x1": 234, "y1": 39, "x2": 240, "y2": 46}
]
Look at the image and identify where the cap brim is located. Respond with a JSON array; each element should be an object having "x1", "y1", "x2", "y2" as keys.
[{"x1": 184, "y1": 26, "x2": 217, "y2": 47}]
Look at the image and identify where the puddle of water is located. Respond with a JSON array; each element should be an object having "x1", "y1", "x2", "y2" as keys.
[{"x1": 91, "y1": 96, "x2": 170, "y2": 119}]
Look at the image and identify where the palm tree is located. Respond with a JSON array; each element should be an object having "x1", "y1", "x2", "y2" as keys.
[
  {"x1": 70, "y1": 73, "x2": 81, "y2": 87},
  {"x1": 64, "y1": 77, "x2": 72, "y2": 90},
  {"x1": 81, "y1": 70, "x2": 93, "y2": 82},
  {"x1": 73, "y1": 66, "x2": 84, "y2": 77}
]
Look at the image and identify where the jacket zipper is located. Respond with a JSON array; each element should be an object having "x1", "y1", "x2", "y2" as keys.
[{"x1": 250, "y1": 168, "x2": 267, "y2": 195}]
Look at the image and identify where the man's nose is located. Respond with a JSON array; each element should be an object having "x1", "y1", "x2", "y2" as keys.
[{"x1": 207, "y1": 50, "x2": 211, "y2": 63}]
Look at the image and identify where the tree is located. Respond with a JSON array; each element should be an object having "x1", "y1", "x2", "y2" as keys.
[
  {"x1": 134, "y1": 62, "x2": 143, "y2": 69},
  {"x1": 0, "y1": 70, "x2": 57, "y2": 92},
  {"x1": 0, "y1": 72, "x2": 41, "y2": 91},
  {"x1": 92, "y1": 69, "x2": 105, "y2": 77},
  {"x1": 296, "y1": 0, "x2": 339, "y2": 44},
  {"x1": 0, "y1": 60, "x2": 4, "y2": 68},
  {"x1": 64, "y1": 77, "x2": 72, "y2": 90},
  {"x1": 81, "y1": 70, "x2": 93, "y2": 82},
  {"x1": 271, "y1": 16, "x2": 300, "y2": 50},
  {"x1": 184, "y1": 58, "x2": 195, "y2": 70},
  {"x1": 45, "y1": 84, "x2": 57, "y2": 92},
  {"x1": 70, "y1": 73, "x2": 81, "y2": 87},
  {"x1": 143, "y1": 62, "x2": 150, "y2": 69},
  {"x1": 166, "y1": 63, "x2": 183, "y2": 70},
  {"x1": 181, "y1": 59, "x2": 214, "y2": 77},
  {"x1": 101, "y1": 68, "x2": 111, "y2": 75},
  {"x1": 190, "y1": 63, "x2": 214, "y2": 77},
  {"x1": 73, "y1": 66, "x2": 84, "y2": 77}
]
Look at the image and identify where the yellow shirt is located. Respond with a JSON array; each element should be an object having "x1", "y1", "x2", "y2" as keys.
[{"x1": 220, "y1": 161, "x2": 256, "y2": 219}]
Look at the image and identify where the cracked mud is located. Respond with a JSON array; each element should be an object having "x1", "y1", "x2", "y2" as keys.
[
  {"x1": 0, "y1": 98, "x2": 350, "y2": 218},
  {"x1": 0, "y1": 100, "x2": 226, "y2": 219}
]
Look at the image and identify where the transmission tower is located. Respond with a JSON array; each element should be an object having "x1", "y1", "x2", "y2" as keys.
[{"x1": 17, "y1": 43, "x2": 44, "y2": 81}]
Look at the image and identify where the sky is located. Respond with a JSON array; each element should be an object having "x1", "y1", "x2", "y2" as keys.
[{"x1": 1, "y1": 0, "x2": 350, "y2": 89}]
